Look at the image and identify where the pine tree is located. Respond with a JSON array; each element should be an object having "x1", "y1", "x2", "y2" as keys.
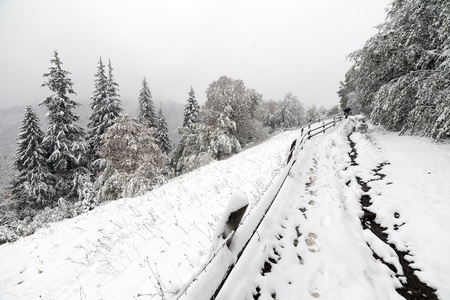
[
  {"x1": 183, "y1": 86, "x2": 200, "y2": 128},
  {"x1": 11, "y1": 106, "x2": 52, "y2": 209},
  {"x1": 156, "y1": 104, "x2": 172, "y2": 154},
  {"x1": 87, "y1": 58, "x2": 123, "y2": 167},
  {"x1": 40, "y1": 50, "x2": 91, "y2": 203},
  {"x1": 138, "y1": 77, "x2": 156, "y2": 127}
]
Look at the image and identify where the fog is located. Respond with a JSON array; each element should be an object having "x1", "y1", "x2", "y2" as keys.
[{"x1": 0, "y1": 0, "x2": 389, "y2": 110}]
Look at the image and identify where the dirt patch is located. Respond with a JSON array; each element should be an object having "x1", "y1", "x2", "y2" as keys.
[
  {"x1": 253, "y1": 286, "x2": 261, "y2": 300},
  {"x1": 347, "y1": 133, "x2": 438, "y2": 300},
  {"x1": 261, "y1": 261, "x2": 272, "y2": 276}
]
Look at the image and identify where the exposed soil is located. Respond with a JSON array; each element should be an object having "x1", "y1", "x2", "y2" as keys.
[{"x1": 347, "y1": 133, "x2": 438, "y2": 300}]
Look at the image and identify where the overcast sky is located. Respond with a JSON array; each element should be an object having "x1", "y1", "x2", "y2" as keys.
[{"x1": 0, "y1": 0, "x2": 390, "y2": 111}]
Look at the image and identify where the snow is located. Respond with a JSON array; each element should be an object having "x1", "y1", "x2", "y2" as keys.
[
  {"x1": 1, "y1": 118, "x2": 450, "y2": 300},
  {"x1": 212, "y1": 188, "x2": 249, "y2": 247},
  {"x1": 364, "y1": 128, "x2": 450, "y2": 299},
  {"x1": 221, "y1": 189, "x2": 249, "y2": 218}
]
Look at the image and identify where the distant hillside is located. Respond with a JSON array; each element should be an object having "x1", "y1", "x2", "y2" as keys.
[{"x1": 0, "y1": 101, "x2": 183, "y2": 189}]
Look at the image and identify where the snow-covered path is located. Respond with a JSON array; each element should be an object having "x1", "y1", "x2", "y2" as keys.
[
  {"x1": 213, "y1": 119, "x2": 449, "y2": 300},
  {"x1": 1, "y1": 118, "x2": 449, "y2": 300}
]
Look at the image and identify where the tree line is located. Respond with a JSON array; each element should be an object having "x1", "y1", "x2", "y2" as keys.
[
  {"x1": 11, "y1": 51, "x2": 173, "y2": 218},
  {"x1": 338, "y1": 0, "x2": 449, "y2": 141},
  {"x1": 3, "y1": 50, "x2": 337, "y2": 241}
]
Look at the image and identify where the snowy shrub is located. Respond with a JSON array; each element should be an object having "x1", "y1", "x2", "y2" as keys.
[
  {"x1": 170, "y1": 126, "x2": 215, "y2": 175},
  {"x1": 256, "y1": 99, "x2": 279, "y2": 130},
  {"x1": 170, "y1": 107, "x2": 242, "y2": 175},
  {"x1": 0, "y1": 199, "x2": 87, "y2": 245},
  {"x1": 94, "y1": 163, "x2": 124, "y2": 202},
  {"x1": 94, "y1": 115, "x2": 166, "y2": 202}
]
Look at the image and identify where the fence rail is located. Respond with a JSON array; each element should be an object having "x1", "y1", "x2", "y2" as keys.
[{"x1": 176, "y1": 113, "x2": 343, "y2": 300}]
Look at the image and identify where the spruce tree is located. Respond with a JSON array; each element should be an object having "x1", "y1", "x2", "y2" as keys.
[
  {"x1": 138, "y1": 77, "x2": 156, "y2": 127},
  {"x1": 40, "y1": 51, "x2": 91, "y2": 203},
  {"x1": 87, "y1": 57, "x2": 108, "y2": 161},
  {"x1": 87, "y1": 58, "x2": 122, "y2": 166},
  {"x1": 106, "y1": 60, "x2": 123, "y2": 122},
  {"x1": 183, "y1": 86, "x2": 200, "y2": 128},
  {"x1": 156, "y1": 104, "x2": 172, "y2": 154},
  {"x1": 11, "y1": 106, "x2": 51, "y2": 209}
]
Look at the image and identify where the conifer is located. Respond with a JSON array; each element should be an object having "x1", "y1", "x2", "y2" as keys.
[{"x1": 11, "y1": 106, "x2": 51, "y2": 209}]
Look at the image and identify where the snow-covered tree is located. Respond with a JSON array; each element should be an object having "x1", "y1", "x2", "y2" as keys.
[
  {"x1": 340, "y1": 0, "x2": 450, "y2": 140},
  {"x1": 95, "y1": 115, "x2": 165, "y2": 202},
  {"x1": 169, "y1": 124, "x2": 215, "y2": 175},
  {"x1": 106, "y1": 60, "x2": 123, "y2": 121},
  {"x1": 40, "y1": 51, "x2": 91, "y2": 204},
  {"x1": 203, "y1": 75, "x2": 264, "y2": 145},
  {"x1": 87, "y1": 58, "x2": 123, "y2": 169},
  {"x1": 138, "y1": 77, "x2": 156, "y2": 128},
  {"x1": 11, "y1": 106, "x2": 52, "y2": 209},
  {"x1": 210, "y1": 105, "x2": 241, "y2": 160},
  {"x1": 183, "y1": 86, "x2": 200, "y2": 128},
  {"x1": 170, "y1": 105, "x2": 241, "y2": 175},
  {"x1": 273, "y1": 92, "x2": 305, "y2": 128},
  {"x1": 156, "y1": 105, "x2": 172, "y2": 154},
  {"x1": 256, "y1": 99, "x2": 279, "y2": 130},
  {"x1": 327, "y1": 105, "x2": 340, "y2": 116},
  {"x1": 87, "y1": 58, "x2": 108, "y2": 161},
  {"x1": 305, "y1": 104, "x2": 327, "y2": 123}
]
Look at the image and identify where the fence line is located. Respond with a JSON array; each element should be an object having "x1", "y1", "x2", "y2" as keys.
[{"x1": 177, "y1": 113, "x2": 343, "y2": 300}]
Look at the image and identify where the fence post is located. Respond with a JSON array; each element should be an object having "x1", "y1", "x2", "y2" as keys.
[
  {"x1": 222, "y1": 190, "x2": 249, "y2": 247},
  {"x1": 286, "y1": 139, "x2": 297, "y2": 164}
]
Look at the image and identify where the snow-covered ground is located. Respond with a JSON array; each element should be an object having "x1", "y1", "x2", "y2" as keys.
[{"x1": 1, "y1": 119, "x2": 449, "y2": 300}]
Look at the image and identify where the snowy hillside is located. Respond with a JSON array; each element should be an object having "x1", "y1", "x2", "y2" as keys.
[
  {"x1": 0, "y1": 127, "x2": 300, "y2": 299},
  {"x1": 1, "y1": 119, "x2": 449, "y2": 300}
]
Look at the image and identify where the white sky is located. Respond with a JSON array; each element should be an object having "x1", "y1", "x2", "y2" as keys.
[{"x1": 0, "y1": 0, "x2": 390, "y2": 110}]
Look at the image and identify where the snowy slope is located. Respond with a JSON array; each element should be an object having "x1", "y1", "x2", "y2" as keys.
[
  {"x1": 0, "y1": 129, "x2": 301, "y2": 299},
  {"x1": 1, "y1": 119, "x2": 449, "y2": 300}
]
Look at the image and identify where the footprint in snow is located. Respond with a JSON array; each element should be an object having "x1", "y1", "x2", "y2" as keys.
[
  {"x1": 309, "y1": 269, "x2": 327, "y2": 298},
  {"x1": 305, "y1": 233, "x2": 320, "y2": 253}
]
